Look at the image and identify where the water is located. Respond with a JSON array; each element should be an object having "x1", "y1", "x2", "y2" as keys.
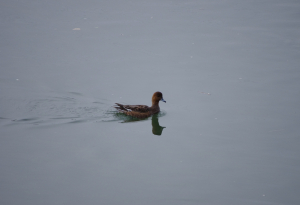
[{"x1": 1, "y1": 0, "x2": 300, "y2": 204}]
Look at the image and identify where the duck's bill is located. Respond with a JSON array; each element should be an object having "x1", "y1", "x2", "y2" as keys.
[{"x1": 160, "y1": 98, "x2": 166, "y2": 103}]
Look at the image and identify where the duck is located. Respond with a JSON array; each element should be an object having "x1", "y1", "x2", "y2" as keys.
[{"x1": 114, "y1": 91, "x2": 166, "y2": 119}]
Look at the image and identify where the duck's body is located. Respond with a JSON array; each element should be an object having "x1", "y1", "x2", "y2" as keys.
[{"x1": 114, "y1": 92, "x2": 166, "y2": 119}]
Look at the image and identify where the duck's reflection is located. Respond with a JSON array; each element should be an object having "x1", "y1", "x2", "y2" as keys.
[
  {"x1": 152, "y1": 114, "x2": 166, "y2": 136},
  {"x1": 117, "y1": 113, "x2": 166, "y2": 135}
]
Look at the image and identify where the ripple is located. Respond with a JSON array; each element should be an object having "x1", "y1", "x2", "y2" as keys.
[
  {"x1": 12, "y1": 117, "x2": 39, "y2": 122},
  {"x1": 2, "y1": 92, "x2": 112, "y2": 126}
]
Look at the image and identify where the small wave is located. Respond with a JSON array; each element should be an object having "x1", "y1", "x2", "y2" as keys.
[{"x1": 3, "y1": 92, "x2": 112, "y2": 127}]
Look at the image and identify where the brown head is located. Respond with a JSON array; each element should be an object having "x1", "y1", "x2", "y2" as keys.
[{"x1": 152, "y1": 91, "x2": 166, "y2": 106}]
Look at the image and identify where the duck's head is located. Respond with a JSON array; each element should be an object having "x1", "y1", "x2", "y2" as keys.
[{"x1": 152, "y1": 91, "x2": 166, "y2": 104}]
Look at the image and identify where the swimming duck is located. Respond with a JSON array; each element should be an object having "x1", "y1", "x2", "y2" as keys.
[{"x1": 114, "y1": 91, "x2": 166, "y2": 119}]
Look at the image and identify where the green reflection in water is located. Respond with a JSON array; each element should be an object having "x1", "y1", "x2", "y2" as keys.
[
  {"x1": 151, "y1": 114, "x2": 166, "y2": 136},
  {"x1": 113, "y1": 112, "x2": 166, "y2": 136}
]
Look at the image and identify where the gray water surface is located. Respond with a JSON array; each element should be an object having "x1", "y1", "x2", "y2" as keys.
[{"x1": 1, "y1": 0, "x2": 300, "y2": 205}]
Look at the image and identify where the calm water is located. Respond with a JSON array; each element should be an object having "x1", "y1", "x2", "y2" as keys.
[{"x1": 1, "y1": 0, "x2": 300, "y2": 205}]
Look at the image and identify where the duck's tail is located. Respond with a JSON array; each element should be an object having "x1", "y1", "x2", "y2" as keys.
[{"x1": 114, "y1": 103, "x2": 127, "y2": 112}]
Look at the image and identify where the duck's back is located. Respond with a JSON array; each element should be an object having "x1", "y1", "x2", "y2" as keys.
[{"x1": 115, "y1": 103, "x2": 150, "y2": 113}]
